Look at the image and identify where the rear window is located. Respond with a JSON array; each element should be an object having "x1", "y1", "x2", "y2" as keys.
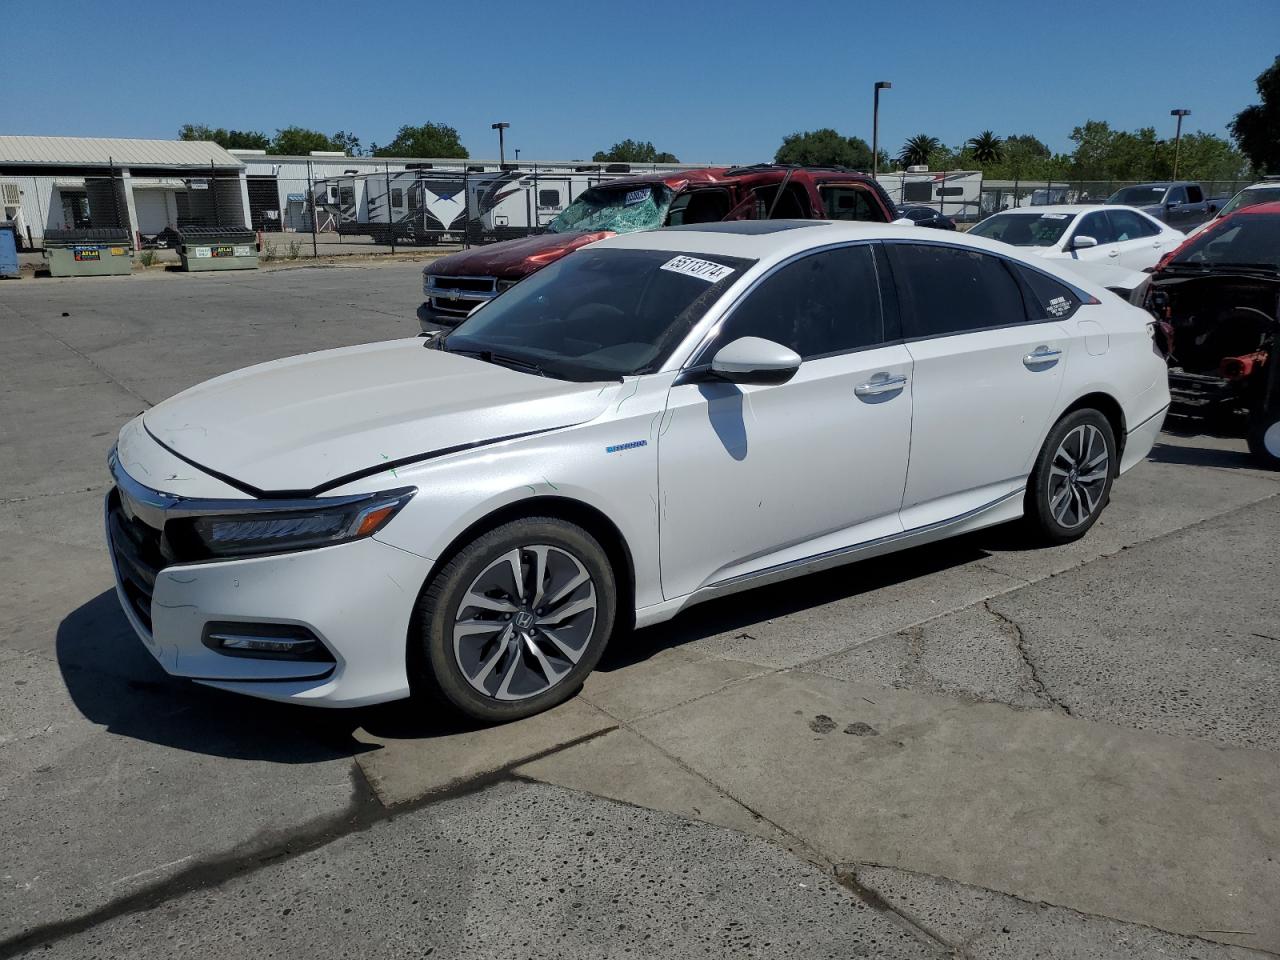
[{"x1": 886, "y1": 243, "x2": 1028, "y2": 339}]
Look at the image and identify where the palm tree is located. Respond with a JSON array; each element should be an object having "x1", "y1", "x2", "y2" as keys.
[
  {"x1": 967, "y1": 130, "x2": 1004, "y2": 164},
  {"x1": 899, "y1": 134, "x2": 941, "y2": 167}
]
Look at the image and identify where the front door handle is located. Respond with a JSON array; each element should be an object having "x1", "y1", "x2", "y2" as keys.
[
  {"x1": 1023, "y1": 346, "x2": 1063, "y2": 367},
  {"x1": 1108, "y1": 249, "x2": 1120, "y2": 258},
  {"x1": 855, "y1": 374, "x2": 908, "y2": 397}
]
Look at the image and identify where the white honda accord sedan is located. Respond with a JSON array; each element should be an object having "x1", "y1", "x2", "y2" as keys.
[{"x1": 107, "y1": 221, "x2": 1169, "y2": 721}]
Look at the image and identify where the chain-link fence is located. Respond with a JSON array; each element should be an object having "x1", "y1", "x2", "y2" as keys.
[
  {"x1": 244, "y1": 163, "x2": 670, "y2": 259},
  {"x1": 978, "y1": 179, "x2": 1251, "y2": 217}
]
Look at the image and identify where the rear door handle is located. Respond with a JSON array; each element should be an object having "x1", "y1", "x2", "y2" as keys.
[
  {"x1": 1023, "y1": 347, "x2": 1062, "y2": 367},
  {"x1": 1107, "y1": 249, "x2": 1120, "y2": 258},
  {"x1": 855, "y1": 374, "x2": 908, "y2": 397}
]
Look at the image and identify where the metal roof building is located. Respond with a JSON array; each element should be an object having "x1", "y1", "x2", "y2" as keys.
[{"x1": 0, "y1": 136, "x2": 251, "y2": 248}]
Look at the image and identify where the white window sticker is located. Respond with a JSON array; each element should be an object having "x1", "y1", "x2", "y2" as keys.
[
  {"x1": 660, "y1": 255, "x2": 735, "y2": 284},
  {"x1": 193, "y1": 246, "x2": 212, "y2": 258},
  {"x1": 1043, "y1": 213, "x2": 1070, "y2": 220},
  {"x1": 233, "y1": 245, "x2": 253, "y2": 257},
  {"x1": 1047, "y1": 296, "x2": 1071, "y2": 317},
  {"x1": 623, "y1": 188, "x2": 649, "y2": 206}
]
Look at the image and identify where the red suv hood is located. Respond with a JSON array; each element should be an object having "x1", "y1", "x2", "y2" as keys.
[{"x1": 425, "y1": 230, "x2": 613, "y2": 280}]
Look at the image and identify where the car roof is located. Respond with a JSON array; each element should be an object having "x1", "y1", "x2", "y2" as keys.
[
  {"x1": 1227, "y1": 201, "x2": 1280, "y2": 218},
  {"x1": 991, "y1": 204, "x2": 1152, "y2": 217},
  {"x1": 593, "y1": 219, "x2": 1032, "y2": 261}
]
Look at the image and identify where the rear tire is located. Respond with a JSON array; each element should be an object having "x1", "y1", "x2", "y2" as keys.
[
  {"x1": 1024, "y1": 409, "x2": 1117, "y2": 544},
  {"x1": 412, "y1": 517, "x2": 616, "y2": 723},
  {"x1": 1246, "y1": 408, "x2": 1280, "y2": 470}
]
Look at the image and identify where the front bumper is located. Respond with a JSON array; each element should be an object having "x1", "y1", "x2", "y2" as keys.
[
  {"x1": 105, "y1": 488, "x2": 435, "y2": 708},
  {"x1": 417, "y1": 301, "x2": 458, "y2": 335}
]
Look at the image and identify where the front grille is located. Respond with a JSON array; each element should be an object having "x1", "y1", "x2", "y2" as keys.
[
  {"x1": 107, "y1": 489, "x2": 168, "y2": 632},
  {"x1": 427, "y1": 274, "x2": 498, "y2": 318}
]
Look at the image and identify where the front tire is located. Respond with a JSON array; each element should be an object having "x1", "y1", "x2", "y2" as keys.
[
  {"x1": 412, "y1": 517, "x2": 616, "y2": 723},
  {"x1": 1024, "y1": 409, "x2": 1117, "y2": 544}
]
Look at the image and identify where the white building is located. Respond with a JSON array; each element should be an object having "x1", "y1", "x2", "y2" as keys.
[{"x1": 0, "y1": 136, "x2": 251, "y2": 248}]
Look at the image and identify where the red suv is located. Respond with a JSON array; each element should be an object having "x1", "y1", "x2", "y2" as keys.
[{"x1": 418, "y1": 164, "x2": 897, "y2": 331}]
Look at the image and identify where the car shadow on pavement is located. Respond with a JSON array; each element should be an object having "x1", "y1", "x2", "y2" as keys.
[
  {"x1": 598, "y1": 536, "x2": 991, "y2": 672},
  {"x1": 1147, "y1": 439, "x2": 1261, "y2": 471},
  {"x1": 57, "y1": 591, "x2": 379, "y2": 763}
]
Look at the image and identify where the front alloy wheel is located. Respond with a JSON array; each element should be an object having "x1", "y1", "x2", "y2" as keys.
[
  {"x1": 414, "y1": 517, "x2": 616, "y2": 722},
  {"x1": 454, "y1": 545, "x2": 597, "y2": 701}
]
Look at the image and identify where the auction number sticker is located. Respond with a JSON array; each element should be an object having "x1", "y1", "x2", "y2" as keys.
[
  {"x1": 660, "y1": 255, "x2": 735, "y2": 283},
  {"x1": 623, "y1": 188, "x2": 649, "y2": 206}
]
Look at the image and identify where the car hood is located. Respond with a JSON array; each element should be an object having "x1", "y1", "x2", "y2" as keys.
[
  {"x1": 1054, "y1": 258, "x2": 1150, "y2": 294},
  {"x1": 141, "y1": 339, "x2": 617, "y2": 495},
  {"x1": 424, "y1": 230, "x2": 613, "y2": 280}
]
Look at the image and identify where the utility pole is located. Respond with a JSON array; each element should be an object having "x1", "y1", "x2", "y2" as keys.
[
  {"x1": 872, "y1": 81, "x2": 892, "y2": 177},
  {"x1": 491, "y1": 122, "x2": 511, "y2": 166},
  {"x1": 1170, "y1": 108, "x2": 1191, "y2": 179}
]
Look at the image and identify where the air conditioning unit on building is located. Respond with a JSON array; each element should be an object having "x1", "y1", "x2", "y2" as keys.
[{"x1": 1, "y1": 182, "x2": 21, "y2": 206}]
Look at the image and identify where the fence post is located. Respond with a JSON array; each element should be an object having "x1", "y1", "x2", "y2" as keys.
[
  {"x1": 385, "y1": 162, "x2": 396, "y2": 254},
  {"x1": 306, "y1": 160, "x2": 318, "y2": 259},
  {"x1": 463, "y1": 168, "x2": 470, "y2": 250}
]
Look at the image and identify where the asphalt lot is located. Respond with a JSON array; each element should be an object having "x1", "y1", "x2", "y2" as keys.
[{"x1": 2, "y1": 262, "x2": 1278, "y2": 959}]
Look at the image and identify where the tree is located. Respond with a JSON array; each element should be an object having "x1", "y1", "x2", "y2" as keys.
[
  {"x1": 177, "y1": 124, "x2": 270, "y2": 150},
  {"x1": 898, "y1": 134, "x2": 941, "y2": 167},
  {"x1": 374, "y1": 123, "x2": 469, "y2": 159},
  {"x1": 774, "y1": 129, "x2": 873, "y2": 169},
  {"x1": 330, "y1": 130, "x2": 364, "y2": 157},
  {"x1": 271, "y1": 126, "x2": 337, "y2": 155},
  {"x1": 592, "y1": 140, "x2": 679, "y2": 163},
  {"x1": 966, "y1": 131, "x2": 1003, "y2": 164},
  {"x1": 1230, "y1": 54, "x2": 1280, "y2": 173}
]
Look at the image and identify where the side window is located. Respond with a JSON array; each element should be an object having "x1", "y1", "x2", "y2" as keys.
[
  {"x1": 886, "y1": 243, "x2": 1027, "y2": 339},
  {"x1": 1109, "y1": 209, "x2": 1157, "y2": 240},
  {"x1": 665, "y1": 190, "x2": 732, "y2": 226},
  {"x1": 751, "y1": 183, "x2": 810, "y2": 220},
  {"x1": 1167, "y1": 186, "x2": 1187, "y2": 204},
  {"x1": 1186, "y1": 184, "x2": 1204, "y2": 204},
  {"x1": 1074, "y1": 211, "x2": 1116, "y2": 244},
  {"x1": 538, "y1": 189, "x2": 561, "y2": 207},
  {"x1": 708, "y1": 245, "x2": 883, "y2": 360},
  {"x1": 390, "y1": 188, "x2": 404, "y2": 208},
  {"x1": 1015, "y1": 264, "x2": 1083, "y2": 321},
  {"x1": 821, "y1": 186, "x2": 879, "y2": 222}
]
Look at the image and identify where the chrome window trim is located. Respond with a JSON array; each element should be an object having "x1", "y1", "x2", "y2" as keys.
[{"x1": 108, "y1": 448, "x2": 408, "y2": 531}]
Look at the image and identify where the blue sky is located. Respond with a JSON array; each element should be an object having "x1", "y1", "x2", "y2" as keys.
[{"x1": 3, "y1": 0, "x2": 1273, "y2": 162}]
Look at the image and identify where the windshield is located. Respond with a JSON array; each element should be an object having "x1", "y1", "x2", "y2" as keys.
[
  {"x1": 1219, "y1": 186, "x2": 1280, "y2": 216},
  {"x1": 970, "y1": 212, "x2": 1074, "y2": 246},
  {"x1": 1170, "y1": 214, "x2": 1280, "y2": 270},
  {"x1": 440, "y1": 247, "x2": 755, "y2": 381},
  {"x1": 545, "y1": 184, "x2": 674, "y2": 235},
  {"x1": 1107, "y1": 185, "x2": 1167, "y2": 206}
]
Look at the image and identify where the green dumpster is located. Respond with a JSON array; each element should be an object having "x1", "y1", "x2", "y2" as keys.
[
  {"x1": 177, "y1": 226, "x2": 259, "y2": 272},
  {"x1": 43, "y1": 229, "x2": 133, "y2": 277}
]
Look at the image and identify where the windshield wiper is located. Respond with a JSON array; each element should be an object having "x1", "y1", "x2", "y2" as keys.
[{"x1": 448, "y1": 347, "x2": 548, "y2": 377}]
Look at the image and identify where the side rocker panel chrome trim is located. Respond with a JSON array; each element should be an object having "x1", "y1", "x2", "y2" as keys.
[{"x1": 688, "y1": 489, "x2": 1023, "y2": 607}]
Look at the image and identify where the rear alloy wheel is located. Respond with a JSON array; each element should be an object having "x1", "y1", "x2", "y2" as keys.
[
  {"x1": 414, "y1": 517, "x2": 616, "y2": 722},
  {"x1": 1246, "y1": 408, "x2": 1280, "y2": 470},
  {"x1": 1025, "y1": 409, "x2": 1116, "y2": 544}
]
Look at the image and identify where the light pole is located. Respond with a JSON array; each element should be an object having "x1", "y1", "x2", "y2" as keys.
[
  {"x1": 1170, "y1": 109, "x2": 1190, "y2": 179},
  {"x1": 491, "y1": 122, "x2": 511, "y2": 166},
  {"x1": 872, "y1": 81, "x2": 892, "y2": 178}
]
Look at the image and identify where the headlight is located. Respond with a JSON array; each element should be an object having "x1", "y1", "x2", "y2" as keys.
[{"x1": 184, "y1": 488, "x2": 415, "y2": 559}]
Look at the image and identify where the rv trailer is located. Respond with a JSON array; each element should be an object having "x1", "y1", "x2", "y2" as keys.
[{"x1": 876, "y1": 168, "x2": 984, "y2": 222}]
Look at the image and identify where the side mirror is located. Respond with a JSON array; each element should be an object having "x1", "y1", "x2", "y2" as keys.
[
  {"x1": 1071, "y1": 235, "x2": 1098, "y2": 250},
  {"x1": 1166, "y1": 199, "x2": 1182, "y2": 208},
  {"x1": 707, "y1": 337, "x2": 801, "y2": 385}
]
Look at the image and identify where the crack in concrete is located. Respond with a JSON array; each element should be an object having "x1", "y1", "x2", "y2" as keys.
[
  {"x1": 0, "y1": 485, "x2": 108, "y2": 506},
  {"x1": 984, "y1": 599, "x2": 1071, "y2": 716},
  {"x1": 832, "y1": 864, "x2": 955, "y2": 953},
  {"x1": 0, "y1": 726, "x2": 618, "y2": 958}
]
